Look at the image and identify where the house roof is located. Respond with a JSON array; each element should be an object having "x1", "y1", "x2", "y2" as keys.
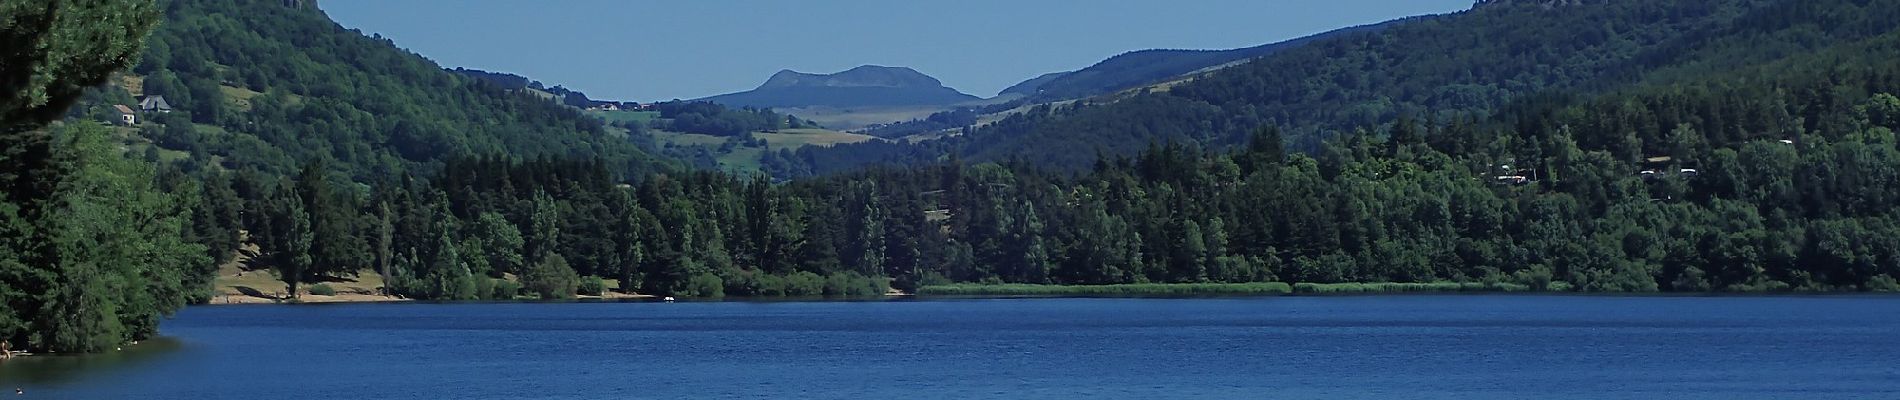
[
  {"x1": 139, "y1": 95, "x2": 172, "y2": 110},
  {"x1": 113, "y1": 104, "x2": 135, "y2": 114}
]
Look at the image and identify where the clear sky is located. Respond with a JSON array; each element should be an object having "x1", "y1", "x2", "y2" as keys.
[{"x1": 321, "y1": 0, "x2": 1474, "y2": 102}]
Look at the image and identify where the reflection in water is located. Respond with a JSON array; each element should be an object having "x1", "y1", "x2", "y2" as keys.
[{"x1": 0, "y1": 337, "x2": 184, "y2": 386}]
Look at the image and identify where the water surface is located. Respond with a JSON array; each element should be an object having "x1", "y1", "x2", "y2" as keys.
[{"x1": 4, "y1": 296, "x2": 1898, "y2": 399}]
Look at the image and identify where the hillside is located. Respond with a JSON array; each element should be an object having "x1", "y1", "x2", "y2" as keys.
[
  {"x1": 699, "y1": 65, "x2": 980, "y2": 109},
  {"x1": 795, "y1": 0, "x2": 1900, "y2": 174},
  {"x1": 1006, "y1": 20, "x2": 1398, "y2": 104},
  {"x1": 995, "y1": 72, "x2": 1070, "y2": 98},
  {"x1": 120, "y1": 0, "x2": 673, "y2": 179}
]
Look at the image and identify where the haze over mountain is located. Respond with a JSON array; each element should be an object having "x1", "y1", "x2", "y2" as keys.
[{"x1": 698, "y1": 66, "x2": 980, "y2": 109}]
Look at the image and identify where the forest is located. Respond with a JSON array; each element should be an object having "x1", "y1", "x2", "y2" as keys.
[
  {"x1": 7, "y1": 0, "x2": 1900, "y2": 357},
  {"x1": 107, "y1": 0, "x2": 673, "y2": 181}
]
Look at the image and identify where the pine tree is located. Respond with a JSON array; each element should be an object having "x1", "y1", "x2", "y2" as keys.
[{"x1": 274, "y1": 195, "x2": 313, "y2": 299}]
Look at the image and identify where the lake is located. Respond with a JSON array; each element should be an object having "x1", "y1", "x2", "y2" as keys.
[{"x1": 3, "y1": 295, "x2": 1898, "y2": 399}]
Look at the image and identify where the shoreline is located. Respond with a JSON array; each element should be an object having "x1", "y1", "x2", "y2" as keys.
[
  {"x1": 189, "y1": 284, "x2": 1900, "y2": 306},
  {"x1": 913, "y1": 282, "x2": 1900, "y2": 297},
  {"x1": 202, "y1": 289, "x2": 656, "y2": 306}
]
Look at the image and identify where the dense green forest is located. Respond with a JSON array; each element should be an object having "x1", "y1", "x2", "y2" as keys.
[
  {"x1": 114, "y1": 0, "x2": 673, "y2": 180},
  {"x1": 861, "y1": 108, "x2": 979, "y2": 139},
  {"x1": 11, "y1": 0, "x2": 1900, "y2": 357},
  {"x1": 272, "y1": 54, "x2": 1900, "y2": 303},
  {"x1": 647, "y1": 101, "x2": 808, "y2": 137},
  {"x1": 794, "y1": 0, "x2": 1900, "y2": 174},
  {"x1": 3, "y1": 0, "x2": 207, "y2": 354},
  {"x1": 1009, "y1": 20, "x2": 1395, "y2": 105}
]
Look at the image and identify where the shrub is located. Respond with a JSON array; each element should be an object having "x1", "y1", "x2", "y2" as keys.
[
  {"x1": 755, "y1": 273, "x2": 787, "y2": 297},
  {"x1": 578, "y1": 276, "x2": 606, "y2": 296},
  {"x1": 1867, "y1": 275, "x2": 1900, "y2": 292},
  {"x1": 489, "y1": 279, "x2": 522, "y2": 300},
  {"x1": 1513, "y1": 265, "x2": 1555, "y2": 291},
  {"x1": 685, "y1": 273, "x2": 725, "y2": 298},
  {"x1": 306, "y1": 283, "x2": 337, "y2": 296},
  {"x1": 521, "y1": 255, "x2": 580, "y2": 299},
  {"x1": 722, "y1": 271, "x2": 763, "y2": 296},
  {"x1": 784, "y1": 271, "x2": 825, "y2": 296},
  {"x1": 473, "y1": 277, "x2": 496, "y2": 299}
]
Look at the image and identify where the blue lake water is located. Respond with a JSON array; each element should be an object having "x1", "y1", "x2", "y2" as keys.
[{"x1": 3, "y1": 295, "x2": 1899, "y2": 399}]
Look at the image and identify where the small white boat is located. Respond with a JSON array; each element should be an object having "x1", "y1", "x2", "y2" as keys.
[{"x1": 662, "y1": 296, "x2": 676, "y2": 302}]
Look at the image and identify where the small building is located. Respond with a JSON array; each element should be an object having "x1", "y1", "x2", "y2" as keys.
[
  {"x1": 112, "y1": 105, "x2": 137, "y2": 125},
  {"x1": 1493, "y1": 175, "x2": 1530, "y2": 185},
  {"x1": 138, "y1": 95, "x2": 173, "y2": 113}
]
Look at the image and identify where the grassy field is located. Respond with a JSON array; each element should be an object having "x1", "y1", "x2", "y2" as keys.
[
  {"x1": 716, "y1": 146, "x2": 765, "y2": 173},
  {"x1": 757, "y1": 129, "x2": 875, "y2": 150},
  {"x1": 651, "y1": 129, "x2": 877, "y2": 173},
  {"x1": 219, "y1": 85, "x2": 263, "y2": 112},
  {"x1": 776, "y1": 105, "x2": 948, "y2": 131},
  {"x1": 588, "y1": 110, "x2": 658, "y2": 125},
  {"x1": 916, "y1": 281, "x2": 1536, "y2": 296},
  {"x1": 651, "y1": 130, "x2": 727, "y2": 147}
]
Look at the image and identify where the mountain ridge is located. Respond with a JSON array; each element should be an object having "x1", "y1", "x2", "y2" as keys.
[{"x1": 700, "y1": 65, "x2": 979, "y2": 109}]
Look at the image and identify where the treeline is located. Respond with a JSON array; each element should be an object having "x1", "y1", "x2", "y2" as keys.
[
  {"x1": 233, "y1": 75, "x2": 1900, "y2": 301},
  {"x1": 450, "y1": 67, "x2": 598, "y2": 109},
  {"x1": 224, "y1": 157, "x2": 892, "y2": 300},
  {"x1": 648, "y1": 101, "x2": 808, "y2": 137},
  {"x1": 861, "y1": 108, "x2": 978, "y2": 139}
]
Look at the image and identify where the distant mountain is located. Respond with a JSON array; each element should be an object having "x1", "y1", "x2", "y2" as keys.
[
  {"x1": 700, "y1": 65, "x2": 980, "y2": 109},
  {"x1": 1004, "y1": 21, "x2": 1399, "y2": 103}
]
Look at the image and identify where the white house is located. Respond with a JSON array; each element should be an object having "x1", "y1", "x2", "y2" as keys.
[{"x1": 113, "y1": 105, "x2": 137, "y2": 125}]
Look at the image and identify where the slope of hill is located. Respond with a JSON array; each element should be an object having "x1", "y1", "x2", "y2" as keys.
[
  {"x1": 995, "y1": 72, "x2": 1070, "y2": 98},
  {"x1": 794, "y1": 0, "x2": 1900, "y2": 174},
  {"x1": 1009, "y1": 20, "x2": 1398, "y2": 104},
  {"x1": 699, "y1": 65, "x2": 980, "y2": 109},
  {"x1": 125, "y1": 0, "x2": 673, "y2": 179}
]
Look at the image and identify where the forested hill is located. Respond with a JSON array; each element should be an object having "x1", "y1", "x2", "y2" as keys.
[
  {"x1": 126, "y1": 0, "x2": 674, "y2": 179},
  {"x1": 795, "y1": 0, "x2": 1897, "y2": 174},
  {"x1": 1006, "y1": 19, "x2": 1397, "y2": 104}
]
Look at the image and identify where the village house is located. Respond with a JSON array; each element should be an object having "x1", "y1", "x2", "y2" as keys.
[
  {"x1": 113, "y1": 104, "x2": 137, "y2": 125},
  {"x1": 139, "y1": 95, "x2": 174, "y2": 113},
  {"x1": 138, "y1": 96, "x2": 174, "y2": 114}
]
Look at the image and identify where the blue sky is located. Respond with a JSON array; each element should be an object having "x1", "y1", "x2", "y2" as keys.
[{"x1": 322, "y1": 0, "x2": 1473, "y2": 102}]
